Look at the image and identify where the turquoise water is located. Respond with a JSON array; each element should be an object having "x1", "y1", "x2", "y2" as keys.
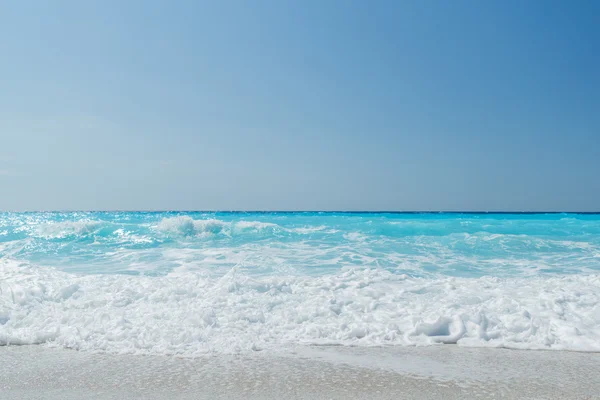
[
  {"x1": 1, "y1": 212, "x2": 599, "y2": 277},
  {"x1": 2, "y1": 212, "x2": 600, "y2": 353}
]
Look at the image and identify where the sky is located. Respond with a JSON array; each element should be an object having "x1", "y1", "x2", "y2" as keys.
[{"x1": 0, "y1": 0, "x2": 598, "y2": 211}]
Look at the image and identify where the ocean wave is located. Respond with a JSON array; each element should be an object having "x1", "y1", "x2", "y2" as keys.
[
  {"x1": 155, "y1": 217, "x2": 325, "y2": 237},
  {"x1": 35, "y1": 220, "x2": 103, "y2": 238},
  {"x1": 2, "y1": 259, "x2": 599, "y2": 355},
  {"x1": 232, "y1": 220, "x2": 282, "y2": 236},
  {"x1": 292, "y1": 225, "x2": 329, "y2": 234},
  {"x1": 156, "y1": 216, "x2": 228, "y2": 236}
]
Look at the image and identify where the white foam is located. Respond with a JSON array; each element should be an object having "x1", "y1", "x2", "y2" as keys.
[
  {"x1": 1, "y1": 258, "x2": 600, "y2": 355},
  {"x1": 234, "y1": 221, "x2": 279, "y2": 231},
  {"x1": 155, "y1": 217, "x2": 327, "y2": 237},
  {"x1": 35, "y1": 220, "x2": 102, "y2": 238},
  {"x1": 343, "y1": 232, "x2": 368, "y2": 242},
  {"x1": 292, "y1": 225, "x2": 328, "y2": 234},
  {"x1": 156, "y1": 216, "x2": 227, "y2": 236}
]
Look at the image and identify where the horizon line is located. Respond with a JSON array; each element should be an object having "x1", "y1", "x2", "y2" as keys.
[{"x1": 2, "y1": 210, "x2": 600, "y2": 214}]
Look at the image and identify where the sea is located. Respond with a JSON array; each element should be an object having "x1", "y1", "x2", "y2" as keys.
[{"x1": 1, "y1": 212, "x2": 600, "y2": 355}]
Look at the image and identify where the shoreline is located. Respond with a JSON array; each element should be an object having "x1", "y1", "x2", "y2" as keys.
[{"x1": 2, "y1": 345, "x2": 599, "y2": 399}]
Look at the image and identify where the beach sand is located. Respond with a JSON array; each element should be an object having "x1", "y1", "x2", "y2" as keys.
[{"x1": 1, "y1": 345, "x2": 599, "y2": 399}]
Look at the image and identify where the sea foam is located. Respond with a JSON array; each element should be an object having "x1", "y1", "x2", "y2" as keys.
[
  {"x1": 2, "y1": 258, "x2": 599, "y2": 354},
  {"x1": 2, "y1": 212, "x2": 600, "y2": 355}
]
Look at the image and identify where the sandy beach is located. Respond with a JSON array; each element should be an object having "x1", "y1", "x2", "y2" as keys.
[{"x1": 1, "y1": 345, "x2": 599, "y2": 399}]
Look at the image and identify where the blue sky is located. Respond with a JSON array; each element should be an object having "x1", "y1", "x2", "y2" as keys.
[{"x1": 1, "y1": 0, "x2": 598, "y2": 211}]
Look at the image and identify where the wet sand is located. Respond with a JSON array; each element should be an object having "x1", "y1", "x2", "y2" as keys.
[{"x1": 1, "y1": 345, "x2": 599, "y2": 399}]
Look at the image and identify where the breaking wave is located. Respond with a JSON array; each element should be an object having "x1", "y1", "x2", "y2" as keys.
[
  {"x1": 1, "y1": 258, "x2": 599, "y2": 354},
  {"x1": 2, "y1": 212, "x2": 600, "y2": 355},
  {"x1": 156, "y1": 216, "x2": 311, "y2": 237}
]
